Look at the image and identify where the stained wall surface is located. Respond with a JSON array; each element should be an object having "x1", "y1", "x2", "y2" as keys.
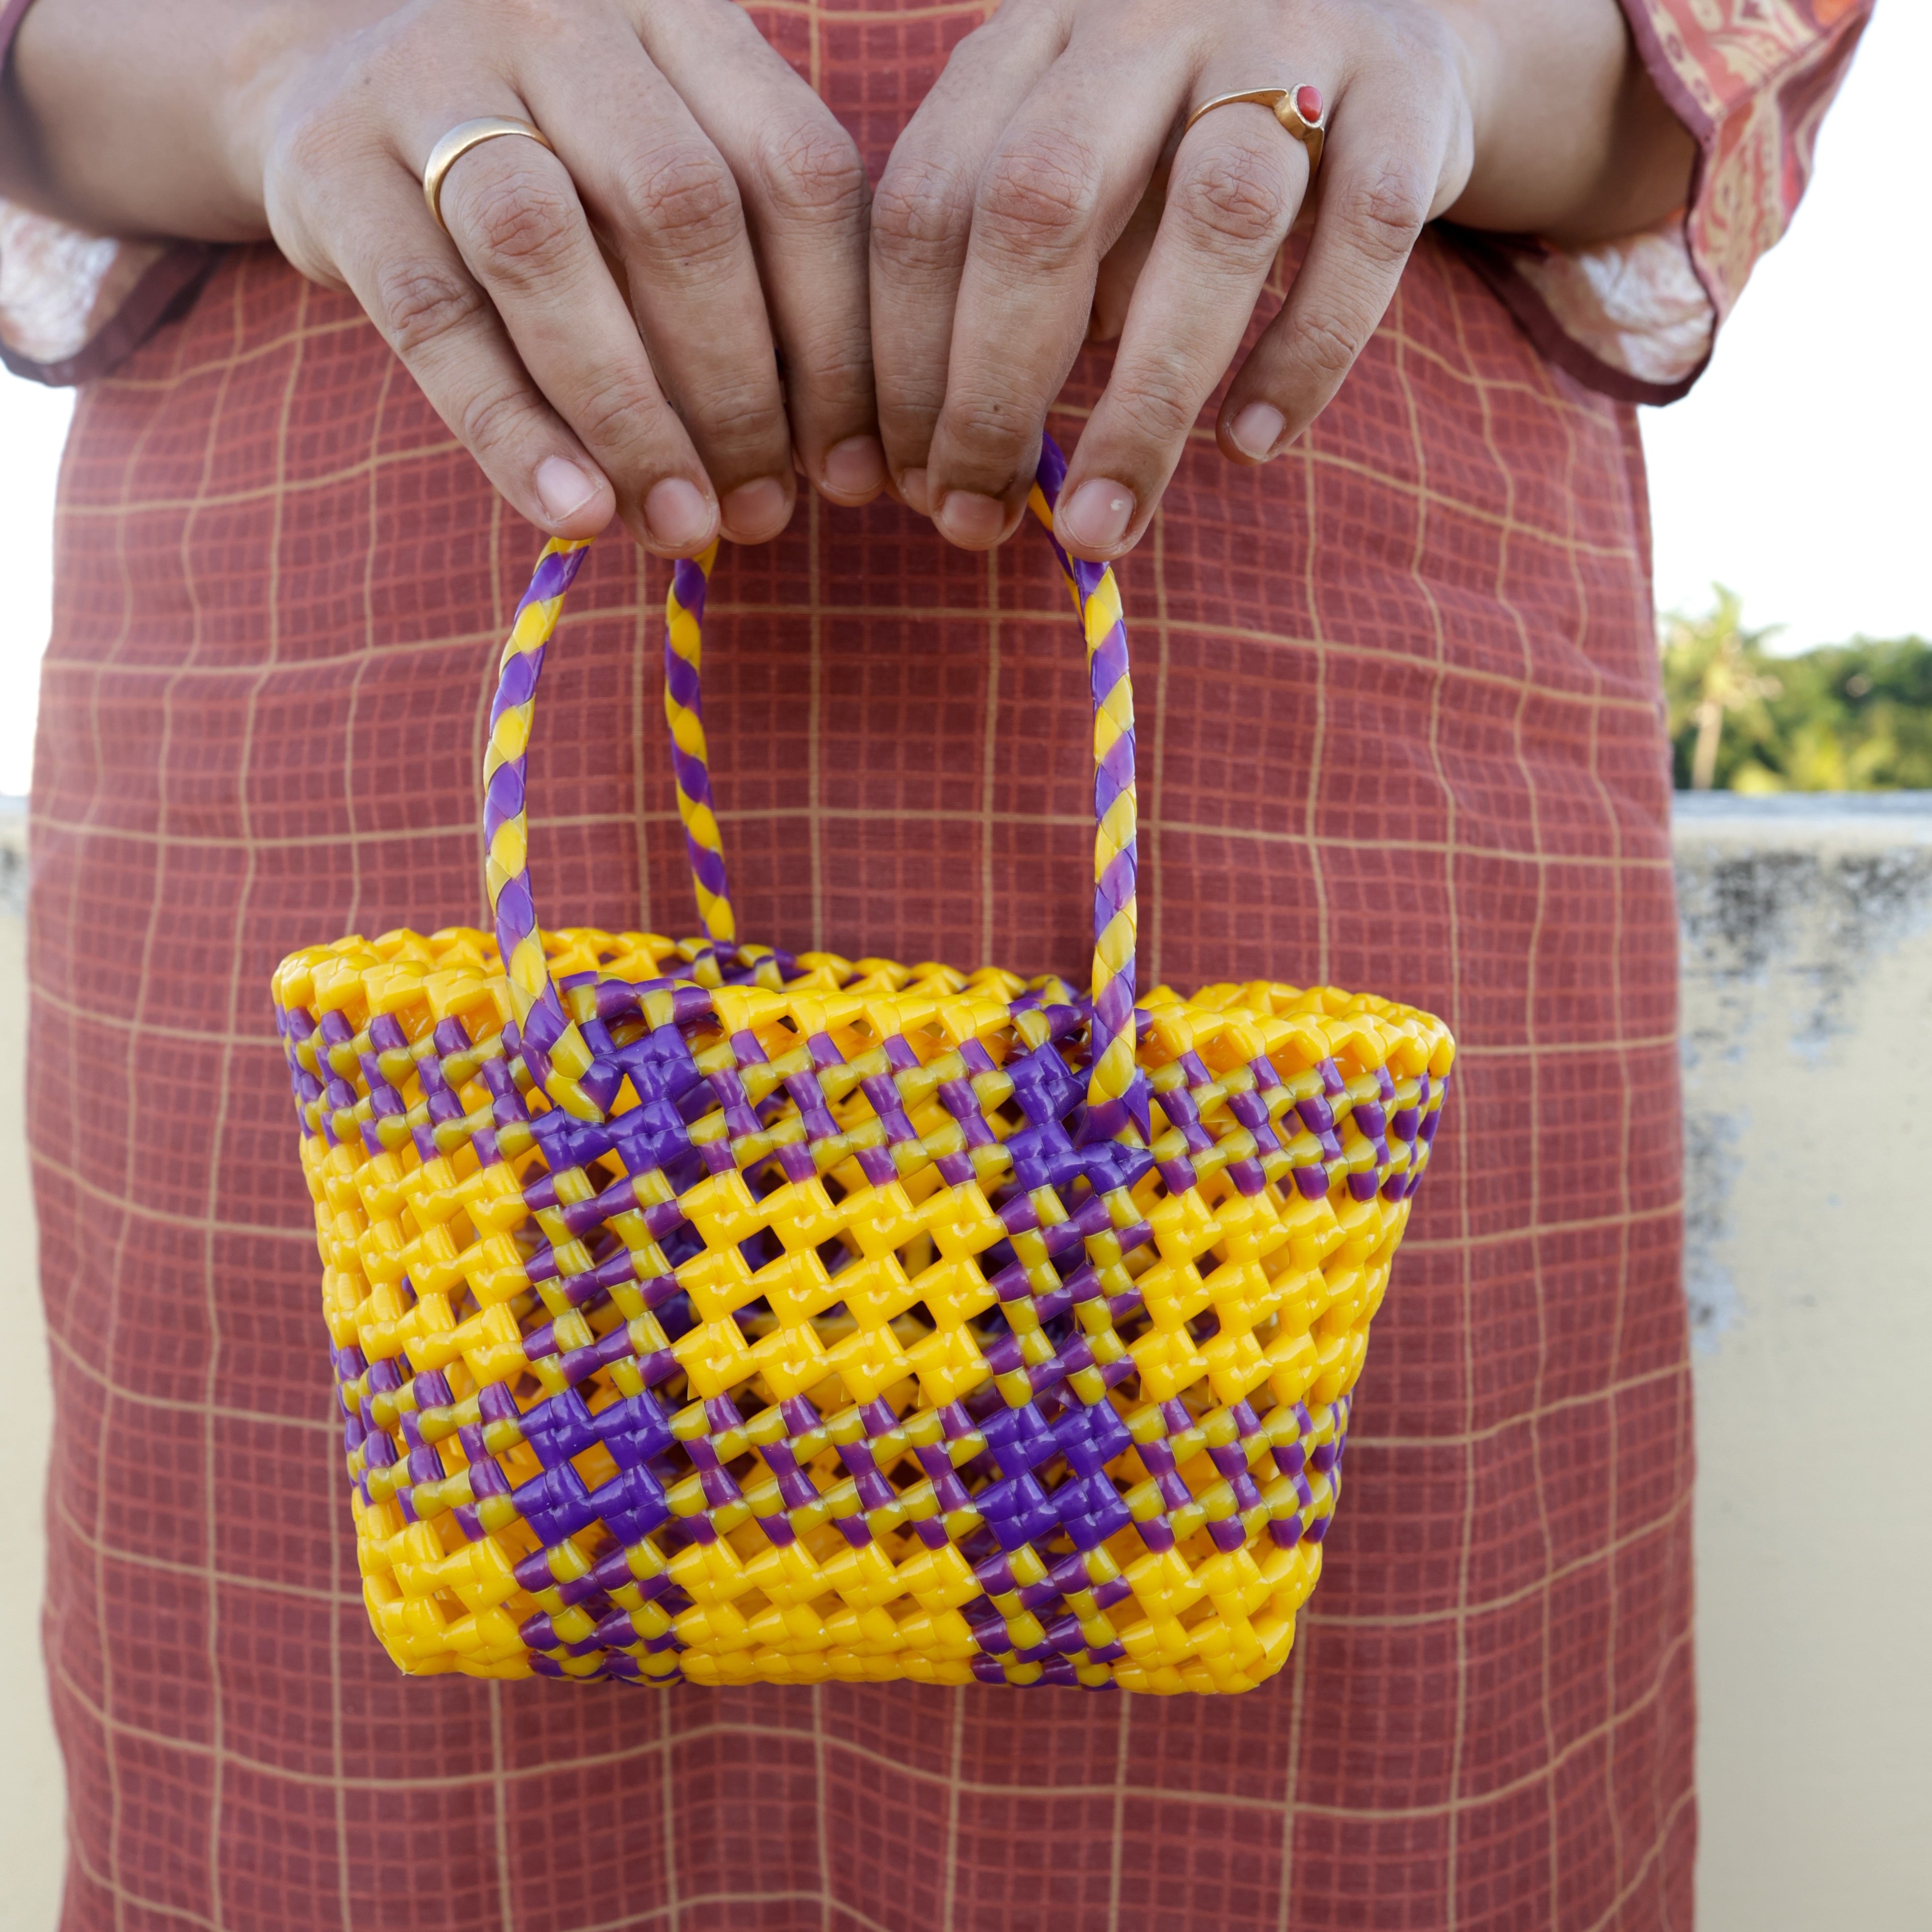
[
  {"x1": 1, "y1": 796, "x2": 1927, "y2": 1928},
  {"x1": 1676, "y1": 793, "x2": 1932, "y2": 1930},
  {"x1": 0, "y1": 802, "x2": 62, "y2": 1931}
]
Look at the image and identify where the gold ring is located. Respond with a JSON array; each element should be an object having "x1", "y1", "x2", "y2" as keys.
[
  {"x1": 1184, "y1": 85, "x2": 1326, "y2": 179},
  {"x1": 423, "y1": 116, "x2": 557, "y2": 234}
]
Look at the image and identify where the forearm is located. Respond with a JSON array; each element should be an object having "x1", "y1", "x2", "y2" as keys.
[
  {"x1": 1429, "y1": 0, "x2": 1694, "y2": 242},
  {"x1": 6, "y1": 0, "x2": 1690, "y2": 251},
  {"x1": 0, "y1": 0, "x2": 387, "y2": 238}
]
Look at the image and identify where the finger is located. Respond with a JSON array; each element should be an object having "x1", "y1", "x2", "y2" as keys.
[
  {"x1": 922, "y1": 57, "x2": 1187, "y2": 550},
  {"x1": 515, "y1": 24, "x2": 796, "y2": 544},
  {"x1": 327, "y1": 170, "x2": 631, "y2": 544},
  {"x1": 1218, "y1": 73, "x2": 1452, "y2": 464},
  {"x1": 1089, "y1": 178, "x2": 1164, "y2": 347},
  {"x1": 426, "y1": 121, "x2": 728, "y2": 554},
  {"x1": 1055, "y1": 101, "x2": 1303, "y2": 559},
  {"x1": 649, "y1": 2, "x2": 882, "y2": 507},
  {"x1": 869, "y1": 9, "x2": 1066, "y2": 516}
]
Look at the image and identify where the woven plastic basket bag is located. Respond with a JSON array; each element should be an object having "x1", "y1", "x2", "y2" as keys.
[{"x1": 273, "y1": 440, "x2": 1454, "y2": 1693}]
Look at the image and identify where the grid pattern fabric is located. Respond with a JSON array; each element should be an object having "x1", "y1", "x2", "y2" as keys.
[{"x1": 29, "y1": 9, "x2": 1692, "y2": 1919}]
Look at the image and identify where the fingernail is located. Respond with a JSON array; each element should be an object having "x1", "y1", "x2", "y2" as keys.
[
  {"x1": 643, "y1": 476, "x2": 716, "y2": 551},
  {"x1": 536, "y1": 455, "x2": 601, "y2": 523},
  {"x1": 823, "y1": 435, "x2": 887, "y2": 500},
  {"x1": 935, "y1": 490, "x2": 1007, "y2": 548},
  {"x1": 900, "y1": 467, "x2": 931, "y2": 515},
  {"x1": 721, "y1": 475, "x2": 792, "y2": 542},
  {"x1": 1229, "y1": 403, "x2": 1286, "y2": 462},
  {"x1": 1060, "y1": 478, "x2": 1136, "y2": 553}
]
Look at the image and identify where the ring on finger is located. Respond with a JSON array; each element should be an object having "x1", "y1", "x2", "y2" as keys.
[
  {"x1": 1184, "y1": 85, "x2": 1326, "y2": 178},
  {"x1": 424, "y1": 116, "x2": 557, "y2": 233}
]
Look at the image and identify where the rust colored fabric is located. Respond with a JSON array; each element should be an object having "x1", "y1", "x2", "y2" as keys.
[
  {"x1": 30, "y1": 30, "x2": 1693, "y2": 1931},
  {"x1": 31, "y1": 255, "x2": 1694, "y2": 1932}
]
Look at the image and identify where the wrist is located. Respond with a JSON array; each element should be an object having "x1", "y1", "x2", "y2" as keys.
[
  {"x1": 1398, "y1": 0, "x2": 1501, "y2": 223},
  {"x1": 209, "y1": 3, "x2": 332, "y2": 235},
  {"x1": 4, "y1": 0, "x2": 388, "y2": 241},
  {"x1": 217, "y1": 0, "x2": 400, "y2": 236},
  {"x1": 1420, "y1": 1, "x2": 1504, "y2": 183},
  {"x1": 1406, "y1": 0, "x2": 1564, "y2": 233},
  {"x1": 1404, "y1": 0, "x2": 1694, "y2": 242}
]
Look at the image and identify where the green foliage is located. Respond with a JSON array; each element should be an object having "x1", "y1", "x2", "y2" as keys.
[{"x1": 1660, "y1": 589, "x2": 1932, "y2": 792}]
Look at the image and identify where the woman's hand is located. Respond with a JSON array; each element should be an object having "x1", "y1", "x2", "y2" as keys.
[
  {"x1": 869, "y1": 0, "x2": 1694, "y2": 559},
  {"x1": 5, "y1": 0, "x2": 887, "y2": 554}
]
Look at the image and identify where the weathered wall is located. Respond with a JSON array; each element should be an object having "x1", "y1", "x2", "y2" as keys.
[
  {"x1": 1676, "y1": 794, "x2": 1932, "y2": 1930},
  {"x1": 0, "y1": 803, "x2": 61, "y2": 1931},
  {"x1": 1, "y1": 797, "x2": 1927, "y2": 1928}
]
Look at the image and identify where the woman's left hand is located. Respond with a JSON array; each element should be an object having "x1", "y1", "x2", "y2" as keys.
[{"x1": 869, "y1": 0, "x2": 1690, "y2": 560}]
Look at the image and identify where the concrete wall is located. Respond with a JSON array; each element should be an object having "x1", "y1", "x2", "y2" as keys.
[
  {"x1": 0, "y1": 803, "x2": 62, "y2": 1931},
  {"x1": 0, "y1": 796, "x2": 1927, "y2": 1928},
  {"x1": 1675, "y1": 794, "x2": 1932, "y2": 1929}
]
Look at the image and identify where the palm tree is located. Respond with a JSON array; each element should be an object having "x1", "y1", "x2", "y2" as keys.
[{"x1": 1661, "y1": 588, "x2": 1783, "y2": 790}]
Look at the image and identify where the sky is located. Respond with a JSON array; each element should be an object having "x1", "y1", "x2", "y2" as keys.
[
  {"x1": 1, "y1": 2, "x2": 1927, "y2": 796},
  {"x1": 1640, "y1": 1, "x2": 1931, "y2": 653}
]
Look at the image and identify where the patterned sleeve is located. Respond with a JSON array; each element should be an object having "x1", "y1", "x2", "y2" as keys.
[
  {"x1": 1458, "y1": 0, "x2": 1872, "y2": 403},
  {"x1": 0, "y1": 0, "x2": 214, "y2": 384},
  {"x1": 1, "y1": 0, "x2": 1872, "y2": 396}
]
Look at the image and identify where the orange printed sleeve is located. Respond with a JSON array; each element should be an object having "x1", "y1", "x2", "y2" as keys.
[
  {"x1": 0, "y1": 0, "x2": 215, "y2": 384},
  {"x1": 1457, "y1": 0, "x2": 1872, "y2": 402}
]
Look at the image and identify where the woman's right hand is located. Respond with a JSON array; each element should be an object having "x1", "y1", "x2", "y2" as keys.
[{"x1": 6, "y1": 0, "x2": 885, "y2": 554}]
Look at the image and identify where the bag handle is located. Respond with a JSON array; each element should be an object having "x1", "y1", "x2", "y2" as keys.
[{"x1": 481, "y1": 434, "x2": 1141, "y2": 1140}]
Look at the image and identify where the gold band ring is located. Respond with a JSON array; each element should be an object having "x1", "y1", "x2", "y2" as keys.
[
  {"x1": 1184, "y1": 85, "x2": 1327, "y2": 179},
  {"x1": 423, "y1": 116, "x2": 557, "y2": 234}
]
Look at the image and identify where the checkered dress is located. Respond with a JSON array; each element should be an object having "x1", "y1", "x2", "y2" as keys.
[{"x1": 29, "y1": 22, "x2": 1697, "y2": 1926}]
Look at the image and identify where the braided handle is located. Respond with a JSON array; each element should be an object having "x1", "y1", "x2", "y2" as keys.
[{"x1": 482, "y1": 435, "x2": 1141, "y2": 1135}]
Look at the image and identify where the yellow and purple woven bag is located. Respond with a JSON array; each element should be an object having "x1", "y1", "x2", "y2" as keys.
[{"x1": 272, "y1": 440, "x2": 1454, "y2": 1693}]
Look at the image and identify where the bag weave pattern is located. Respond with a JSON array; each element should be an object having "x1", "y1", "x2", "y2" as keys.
[{"x1": 272, "y1": 448, "x2": 1454, "y2": 1693}]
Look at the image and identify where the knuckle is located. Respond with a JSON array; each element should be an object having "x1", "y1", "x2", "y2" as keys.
[
  {"x1": 1170, "y1": 140, "x2": 1291, "y2": 253},
  {"x1": 455, "y1": 377, "x2": 546, "y2": 461},
  {"x1": 459, "y1": 168, "x2": 580, "y2": 280},
  {"x1": 871, "y1": 154, "x2": 973, "y2": 270},
  {"x1": 750, "y1": 116, "x2": 870, "y2": 226},
  {"x1": 274, "y1": 100, "x2": 355, "y2": 189},
  {"x1": 1384, "y1": 9, "x2": 1462, "y2": 86},
  {"x1": 1290, "y1": 308, "x2": 1365, "y2": 383},
  {"x1": 566, "y1": 369, "x2": 670, "y2": 457},
  {"x1": 976, "y1": 127, "x2": 1105, "y2": 256},
  {"x1": 616, "y1": 142, "x2": 744, "y2": 260},
  {"x1": 791, "y1": 321, "x2": 874, "y2": 405},
  {"x1": 1344, "y1": 166, "x2": 1431, "y2": 262},
  {"x1": 262, "y1": 117, "x2": 353, "y2": 276},
  {"x1": 681, "y1": 372, "x2": 784, "y2": 452},
  {"x1": 498, "y1": 0, "x2": 566, "y2": 38},
  {"x1": 940, "y1": 387, "x2": 1030, "y2": 472},
  {"x1": 374, "y1": 257, "x2": 488, "y2": 358},
  {"x1": 1111, "y1": 359, "x2": 1204, "y2": 446}
]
